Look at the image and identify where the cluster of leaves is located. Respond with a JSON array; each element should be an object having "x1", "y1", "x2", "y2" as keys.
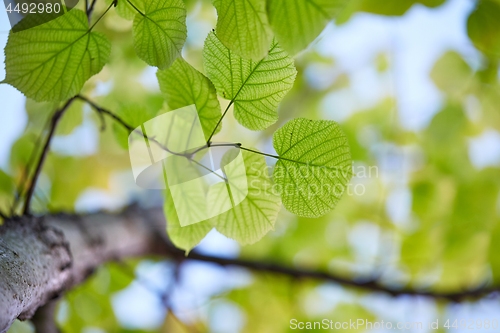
[
  {"x1": 1, "y1": 0, "x2": 359, "y2": 252},
  {"x1": 1, "y1": 0, "x2": 498, "y2": 251}
]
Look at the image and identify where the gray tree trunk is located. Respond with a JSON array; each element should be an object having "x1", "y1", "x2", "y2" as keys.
[{"x1": 0, "y1": 207, "x2": 165, "y2": 333}]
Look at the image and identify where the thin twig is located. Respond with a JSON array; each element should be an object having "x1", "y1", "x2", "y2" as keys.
[
  {"x1": 125, "y1": 0, "x2": 145, "y2": 16},
  {"x1": 76, "y1": 95, "x2": 349, "y2": 185},
  {"x1": 162, "y1": 242, "x2": 500, "y2": 302},
  {"x1": 23, "y1": 98, "x2": 76, "y2": 215}
]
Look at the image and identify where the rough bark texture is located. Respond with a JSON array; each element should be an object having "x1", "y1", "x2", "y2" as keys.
[
  {"x1": 0, "y1": 206, "x2": 497, "y2": 332},
  {"x1": 0, "y1": 206, "x2": 165, "y2": 333}
]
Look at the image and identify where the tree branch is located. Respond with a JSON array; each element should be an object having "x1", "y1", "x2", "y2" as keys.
[
  {"x1": 0, "y1": 206, "x2": 499, "y2": 332},
  {"x1": 76, "y1": 95, "x2": 135, "y2": 132},
  {"x1": 31, "y1": 301, "x2": 60, "y2": 333},
  {"x1": 22, "y1": 98, "x2": 76, "y2": 215},
  {"x1": 179, "y1": 248, "x2": 500, "y2": 301}
]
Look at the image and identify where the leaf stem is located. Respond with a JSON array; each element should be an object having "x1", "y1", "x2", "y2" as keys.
[
  {"x1": 89, "y1": 0, "x2": 116, "y2": 31},
  {"x1": 241, "y1": 146, "x2": 349, "y2": 169},
  {"x1": 239, "y1": 146, "x2": 280, "y2": 160},
  {"x1": 23, "y1": 98, "x2": 76, "y2": 215},
  {"x1": 206, "y1": 100, "x2": 234, "y2": 146}
]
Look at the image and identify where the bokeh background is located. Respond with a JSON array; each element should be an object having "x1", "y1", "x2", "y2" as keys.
[{"x1": 2, "y1": 0, "x2": 500, "y2": 331}]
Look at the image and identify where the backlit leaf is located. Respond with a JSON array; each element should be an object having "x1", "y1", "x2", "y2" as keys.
[
  {"x1": 208, "y1": 149, "x2": 281, "y2": 244},
  {"x1": 157, "y1": 57, "x2": 222, "y2": 140},
  {"x1": 3, "y1": 10, "x2": 110, "y2": 102},
  {"x1": 213, "y1": 0, "x2": 272, "y2": 60},
  {"x1": 267, "y1": 0, "x2": 345, "y2": 55},
  {"x1": 165, "y1": 186, "x2": 212, "y2": 253},
  {"x1": 273, "y1": 118, "x2": 352, "y2": 218}
]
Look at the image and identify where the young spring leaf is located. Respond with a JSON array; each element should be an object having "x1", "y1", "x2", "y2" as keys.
[
  {"x1": 273, "y1": 118, "x2": 352, "y2": 218},
  {"x1": 165, "y1": 186, "x2": 212, "y2": 253},
  {"x1": 267, "y1": 0, "x2": 345, "y2": 55},
  {"x1": 207, "y1": 149, "x2": 281, "y2": 245},
  {"x1": 106, "y1": 0, "x2": 138, "y2": 20},
  {"x1": 203, "y1": 32, "x2": 296, "y2": 131},
  {"x1": 213, "y1": 0, "x2": 272, "y2": 60},
  {"x1": 132, "y1": 0, "x2": 187, "y2": 69},
  {"x1": 163, "y1": 149, "x2": 216, "y2": 252},
  {"x1": 157, "y1": 58, "x2": 222, "y2": 140},
  {"x1": 2, "y1": 10, "x2": 110, "y2": 102}
]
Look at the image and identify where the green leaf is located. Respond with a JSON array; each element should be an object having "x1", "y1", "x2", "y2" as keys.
[
  {"x1": 165, "y1": 187, "x2": 212, "y2": 253},
  {"x1": 358, "y1": 0, "x2": 444, "y2": 16},
  {"x1": 132, "y1": 0, "x2": 187, "y2": 69},
  {"x1": 467, "y1": 0, "x2": 500, "y2": 58},
  {"x1": 273, "y1": 118, "x2": 352, "y2": 218},
  {"x1": 203, "y1": 32, "x2": 296, "y2": 130},
  {"x1": 430, "y1": 51, "x2": 473, "y2": 97},
  {"x1": 336, "y1": 0, "x2": 445, "y2": 23},
  {"x1": 0, "y1": 169, "x2": 16, "y2": 215},
  {"x1": 157, "y1": 58, "x2": 222, "y2": 140},
  {"x1": 3, "y1": 10, "x2": 110, "y2": 102},
  {"x1": 164, "y1": 157, "x2": 212, "y2": 253},
  {"x1": 107, "y1": 0, "x2": 139, "y2": 20},
  {"x1": 267, "y1": 0, "x2": 345, "y2": 55},
  {"x1": 0, "y1": 169, "x2": 14, "y2": 196},
  {"x1": 208, "y1": 149, "x2": 281, "y2": 245},
  {"x1": 112, "y1": 104, "x2": 158, "y2": 149},
  {"x1": 213, "y1": 0, "x2": 272, "y2": 60}
]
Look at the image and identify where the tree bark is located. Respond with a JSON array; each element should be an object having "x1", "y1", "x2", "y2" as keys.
[{"x1": 0, "y1": 206, "x2": 166, "y2": 333}]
